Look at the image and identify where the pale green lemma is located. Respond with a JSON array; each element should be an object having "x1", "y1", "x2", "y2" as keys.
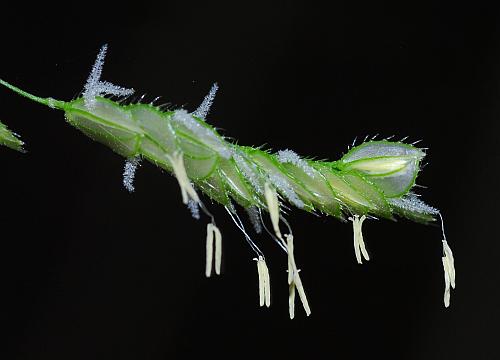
[{"x1": 0, "y1": 44, "x2": 456, "y2": 317}]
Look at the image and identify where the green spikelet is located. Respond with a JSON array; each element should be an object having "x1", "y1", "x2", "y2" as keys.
[
  {"x1": 0, "y1": 44, "x2": 456, "y2": 316},
  {"x1": 0, "y1": 120, "x2": 24, "y2": 152}
]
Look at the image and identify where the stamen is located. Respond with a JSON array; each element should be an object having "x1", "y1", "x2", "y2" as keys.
[
  {"x1": 205, "y1": 222, "x2": 222, "y2": 277},
  {"x1": 349, "y1": 215, "x2": 370, "y2": 264},
  {"x1": 285, "y1": 234, "x2": 311, "y2": 318},
  {"x1": 214, "y1": 224, "x2": 222, "y2": 275},
  {"x1": 254, "y1": 256, "x2": 271, "y2": 307},
  {"x1": 289, "y1": 282, "x2": 296, "y2": 320},
  {"x1": 293, "y1": 269, "x2": 311, "y2": 317},
  {"x1": 442, "y1": 240, "x2": 455, "y2": 307},
  {"x1": 206, "y1": 223, "x2": 214, "y2": 277},
  {"x1": 286, "y1": 234, "x2": 296, "y2": 284},
  {"x1": 264, "y1": 182, "x2": 282, "y2": 240},
  {"x1": 166, "y1": 151, "x2": 200, "y2": 205},
  {"x1": 439, "y1": 213, "x2": 455, "y2": 308}
]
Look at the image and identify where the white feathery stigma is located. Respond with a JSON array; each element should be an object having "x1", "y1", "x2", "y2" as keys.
[
  {"x1": 123, "y1": 157, "x2": 140, "y2": 193},
  {"x1": 187, "y1": 199, "x2": 200, "y2": 220},
  {"x1": 246, "y1": 206, "x2": 263, "y2": 234},
  {"x1": 83, "y1": 44, "x2": 134, "y2": 110},
  {"x1": 193, "y1": 83, "x2": 219, "y2": 119}
]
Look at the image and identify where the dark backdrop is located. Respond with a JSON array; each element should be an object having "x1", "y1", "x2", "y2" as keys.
[{"x1": 2, "y1": 2, "x2": 499, "y2": 359}]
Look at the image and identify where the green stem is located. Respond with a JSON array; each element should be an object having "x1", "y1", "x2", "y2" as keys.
[{"x1": 0, "y1": 79, "x2": 66, "y2": 110}]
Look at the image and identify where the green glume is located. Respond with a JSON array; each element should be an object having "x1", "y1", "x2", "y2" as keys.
[
  {"x1": 0, "y1": 119, "x2": 24, "y2": 152},
  {"x1": 0, "y1": 44, "x2": 456, "y2": 318}
]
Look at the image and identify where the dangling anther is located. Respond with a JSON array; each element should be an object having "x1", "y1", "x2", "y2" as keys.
[
  {"x1": 349, "y1": 215, "x2": 370, "y2": 264},
  {"x1": 264, "y1": 182, "x2": 283, "y2": 241},
  {"x1": 439, "y1": 213, "x2": 455, "y2": 308},
  {"x1": 285, "y1": 234, "x2": 311, "y2": 318},
  {"x1": 205, "y1": 222, "x2": 222, "y2": 277},
  {"x1": 254, "y1": 256, "x2": 271, "y2": 307},
  {"x1": 289, "y1": 282, "x2": 296, "y2": 319},
  {"x1": 166, "y1": 151, "x2": 200, "y2": 205},
  {"x1": 286, "y1": 234, "x2": 296, "y2": 285}
]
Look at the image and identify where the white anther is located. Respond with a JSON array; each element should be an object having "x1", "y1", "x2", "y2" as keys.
[
  {"x1": 442, "y1": 239, "x2": 455, "y2": 308},
  {"x1": 214, "y1": 224, "x2": 222, "y2": 275},
  {"x1": 293, "y1": 268, "x2": 311, "y2": 317},
  {"x1": 286, "y1": 234, "x2": 296, "y2": 285},
  {"x1": 206, "y1": 222, "x2": 222, "y2": 277},
  {"x1": 166, "y1": 151, "x2": 200, "y2": 205},
  {"x1": 349, "y1": 215, "x2": 370, "y2": 264},
  {"x1": 285, "y1": 234, "x2": 311, "y2": 319},
  {"x1": 264, "y1": 182, "x2": 282, "y2": 240},
  {"x1": 206, "y1": 223, "x2": 214, "y2": 277},
  {"x1": 439, "y1": 213, "x2": 455, "y2": 308},
  {"x1": 254, "y1": 256, "x2": 271, "y2": 307},
  {"x1": 289, "y1": 282, "x2": 296, "y2": 319}
]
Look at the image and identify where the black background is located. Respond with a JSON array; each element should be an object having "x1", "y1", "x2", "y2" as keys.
[{"x1": 2, "y1": 1, "x2": 499, "y2": 359}]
